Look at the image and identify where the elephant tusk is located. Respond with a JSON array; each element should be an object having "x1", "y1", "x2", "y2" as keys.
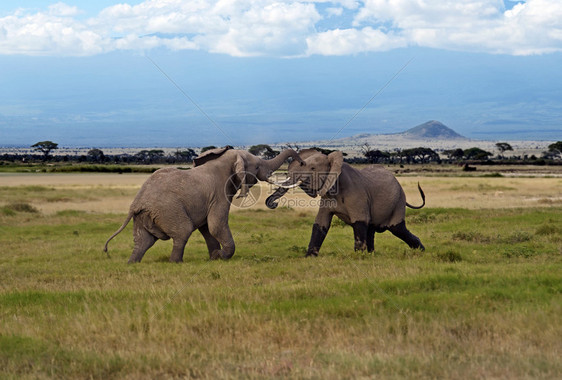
[
  {"x1": 283, "y1": 180, "x2": 302, "y2": 189},
  {"x1": 265, "y1": 176, "x2": 287, "y2": 186},
  {"x1": 266, "y1": 178, "x2": 302, "y2": 189}
]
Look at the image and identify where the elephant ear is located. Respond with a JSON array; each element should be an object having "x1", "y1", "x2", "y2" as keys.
[
  {"x1": 318, "y1": 151, "x2": 343, "y2": 197},
  {"x1": 194, "y1": 146, "x2": 233, "y2": 167},
  {"x1": 298, "y1": 148, "x2": 322, "y2": 161},
  {"x1": 287, "y1": 148, "x2": 318, "y2": 170},
  {"x1": 233, "y1": 153, "x2": 249, "y2": 198}
]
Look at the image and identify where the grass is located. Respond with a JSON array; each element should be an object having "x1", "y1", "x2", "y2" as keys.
[
  {"x1": 0, "y1": 163, "x2": 158, "y2": 173},
  {"x1": 0, "y1": 180, "x2": 561, "y2": 378},
  {"x1": 0, "y1": 185, "x2": 139, "y2": 208}
]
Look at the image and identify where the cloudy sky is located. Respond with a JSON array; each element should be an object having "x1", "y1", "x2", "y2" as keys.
[{"x1": 1, "y1": 0, "x2": 561, "y2": 147}]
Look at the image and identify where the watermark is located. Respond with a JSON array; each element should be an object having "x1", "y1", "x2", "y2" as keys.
[
  {"x1": 225, "y1": 172, "x2": 261, "y2": 209},
  {"x1": 264, "y1": 172, "x2": 340, "y2": 196},
  {"x1": 225, "y1": 171, "x2": 341, "y2": 209},
  {"x1": 276, "y1": 197, "x2": 337, "y2": 209}
]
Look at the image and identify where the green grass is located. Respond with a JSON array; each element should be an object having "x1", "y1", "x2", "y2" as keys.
[{"x1": 0, "y1": 204, "x2": 561, "y2": 379}]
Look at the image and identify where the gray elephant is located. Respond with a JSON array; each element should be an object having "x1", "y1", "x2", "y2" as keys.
[
  {"x1": 266, "y1": 148, "x2": 425, "y2": 256},
  {"x1": 104, "y1": 147, "x2": 303, "y2": 263}
]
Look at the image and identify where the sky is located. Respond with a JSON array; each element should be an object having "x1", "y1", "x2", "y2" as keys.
[{"x1": 0, "y1": 0, "x2": 561, "y2": 147}]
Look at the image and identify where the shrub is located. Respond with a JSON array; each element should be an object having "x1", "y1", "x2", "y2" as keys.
[
  {"x1": 452, "y1": 231, "x2": 491, "y2": 243},
  {"x1": 2, "y1": 202, "x2": 39, "y2": 214},
  {"x1": 535, "y1": 224, "x2": 561, "y2": 236}
]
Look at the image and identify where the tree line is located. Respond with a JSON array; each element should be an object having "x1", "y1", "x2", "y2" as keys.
[
  {"x1": 359, "y1": 142, "x2": 562, "y2": 164},
  {"x1": 2, "y1": 140, "x2": 561, "y2": 165}
]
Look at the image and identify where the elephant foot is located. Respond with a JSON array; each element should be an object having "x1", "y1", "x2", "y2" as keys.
[
  {"x1": 305, "y1": 249, "x2": 319, "y2": 257},
  {"x1": 169, "y1": 257, "x2": 183, "y2": 263},
  {"x1": 209, "y1": 249, "x2": 234, "y2": 260},
  {"x1": 354, "y1": 241, "x2": 367, "y2": 251},
  {"x1": 127, "y1": 255, "x2": 143, "y2": 264},
  {"x1": 210, "y1": 250, "x2": 222, "y2": 260},
  {"x1": 220, "y1": 251, "x2": 234, "y2": 260},
  {"x1": 389, "y1": 222, "x2": 425, "y2": 252}
]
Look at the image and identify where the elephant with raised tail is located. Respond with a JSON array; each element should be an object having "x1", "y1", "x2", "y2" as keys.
[
  {"x1": 104, "y1": 147, "x2": 303, "y2": 263},
  {"x1": 266, "y1": 148, "x2": 425, "y2": 256}
]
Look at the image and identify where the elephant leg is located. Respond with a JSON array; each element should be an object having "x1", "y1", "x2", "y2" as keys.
[
  {"x1": 307, "y1": 209, "x2": 333, "y2": 257},
  {"x1": 128, "y1": 224, "x2": 157, "y2": 264},
  {"x1": 389, "y1": 221, "x2": 425, "y2": 251},
  {"x1": 367, "y1": 224, "x2": 376, "y2": 253},
  {"x1": 207, "y1": 214, "x2": 235, "y2": 260},
  {"x1": 352, "y1": 221, "x2": 369, "y2": 251},
  {"x1": 169, "y1": 237, "x2": 189, "y2": 263},
  {"x1": 169, "y1": 225, "x2": 195, "y2": 263},
  {"x1": 198, "y1": 224, "x2": 221, "y2": 259}
]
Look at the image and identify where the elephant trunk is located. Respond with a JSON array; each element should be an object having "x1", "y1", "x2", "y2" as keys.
[
  {"x1": 266, "y1": 187, "x2": 288, "y2": 209},
  {"x1": 261, "y1": 149, "x2": 303, "y2": 177}
]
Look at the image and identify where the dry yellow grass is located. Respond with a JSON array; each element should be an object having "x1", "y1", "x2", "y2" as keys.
[{"x1": 1, "y1": 170, "x2": 561, "y2": 214}]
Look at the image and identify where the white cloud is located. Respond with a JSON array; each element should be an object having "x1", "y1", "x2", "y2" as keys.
[
  {"x1": 204, "y1": 1, "x2": 321, "y2": 56},
  {"x1": 0, "y1": 0, "x2": 561, "y2": 57},
  {"x1": 307, "y1": 27, "x2": 406, "y2": 55},
  {"x1": 0, "y1": 7, "x2": 105, "y2": 55},
  {"x1": 350, "y1": 0, "x2": 562, "y2": 55},
  {"x1": 48, "y1": 2, "x2": 81, "y2": 17}
]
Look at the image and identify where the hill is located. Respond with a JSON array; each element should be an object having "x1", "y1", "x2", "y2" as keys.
[
  {"x1": 399, "y1": 120, "x2": 466, "y2": 140},
  {"x1": 276, "y1": 120, "x2": 551, "y2": 158}
]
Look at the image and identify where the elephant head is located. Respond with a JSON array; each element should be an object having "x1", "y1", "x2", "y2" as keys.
[
  {"x1": 195, "y1": 146, "x2": 304, "y2": 199},
  {"x1": 266, "y1": 148, "x2": 343, "y2": 209}
]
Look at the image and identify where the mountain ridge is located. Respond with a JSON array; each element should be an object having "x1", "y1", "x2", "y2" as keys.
[
  {"x1": 282, "y1": 120, "x2": 542, "y2": 156},
  {"x1": 398, "y1": 120, "x2": 466, "y2": 140}
]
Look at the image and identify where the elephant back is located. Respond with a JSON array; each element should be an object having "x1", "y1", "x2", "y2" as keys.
[{"x1": 194, "y1": 146, "x2": 234, "y2": 167}]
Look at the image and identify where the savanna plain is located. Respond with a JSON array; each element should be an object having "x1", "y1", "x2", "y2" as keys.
[{"x1": 1, "y1": 164, "x2": 561, "y2": 379}]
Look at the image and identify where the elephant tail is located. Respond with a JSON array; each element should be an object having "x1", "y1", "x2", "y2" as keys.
[
  {"x1": 104, "y1": 211, "x2": 133, "y2": 254},
  {"x1": 406, "y1": 182, "x2": 425, "y2": 209}
]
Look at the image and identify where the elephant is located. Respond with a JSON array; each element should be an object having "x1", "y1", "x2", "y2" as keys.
[
  {"x1": 104, "y1": 147, "x2": 303, "y2": 263},
  {"x1": 265, "y1": 148, "x2": 425, "y2": 256}
]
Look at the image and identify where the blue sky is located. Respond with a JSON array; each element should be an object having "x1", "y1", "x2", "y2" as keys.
[{"x1": 1, "y1": 0, "x2": 561, "y2": 147}]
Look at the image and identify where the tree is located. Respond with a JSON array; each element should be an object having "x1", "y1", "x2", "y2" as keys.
[
  {"x1": 87, "y1": 148, "x2": 105, "y2": 163},
  {"x1": 31, "y1": 141, "x2": 58, "y2": 161},
  {"x1": 360, "y1": 143, "x2": 372, "y2": 157},
  {"x1": 413, "y1": 147, "x2": 439, "y2": 163},
  {"x1": 135, "y1": 149, "x2": 164, "y2": 164},
  {"x1": 312, "y1": 147, "x2": 348, "y2": 156},
  {"x1": 200, "y1": 146, "x2": 217, "y2": 153},
  {"x1": 548, "y1": 141, "x2": 562, "y2": 158},
  {"x1": 443, "y1": 148, "x2": 465, "y2": 161},
  {"x1": 400, "y1": 147, "x2": 439, "y2": 163},
  {"x1": 364, "y1": 149, "x2": 391, "y2": 164},
  {"x1": 248, "y1": 144, "x2": 279, "y2": 159},
  {"x1": 174, "y1": 149, "x2": 197, "y2": 162},
  {"x1": 495, "y1": 142, "x2": 513, "y2": 158},
  {"x1": 464, "y1": 147, "x2": 492, "y2": 160},
  {"x1": 284, "y1": 143, "x2": 300, "y2": 151}
]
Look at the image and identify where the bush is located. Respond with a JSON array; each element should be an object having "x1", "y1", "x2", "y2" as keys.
[
  {"x1": 535, "y1": 224, "x2": 561, "y2": 236},
  {"x1": 1, "y1": 203, "x2": 39, "y2": 214}
]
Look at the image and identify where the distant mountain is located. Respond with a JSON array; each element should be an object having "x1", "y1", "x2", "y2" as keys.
[
  {"x1": 282, "y1": 120, "x2": 476, "y2": 155},
  {"x1": 398, "y1": 120, "x2": 466, "y2": 140}
]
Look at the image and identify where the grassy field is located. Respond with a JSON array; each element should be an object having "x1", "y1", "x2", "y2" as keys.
[{"x1": 0, "y1": 171, "x2": 561, "y2": 379}]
